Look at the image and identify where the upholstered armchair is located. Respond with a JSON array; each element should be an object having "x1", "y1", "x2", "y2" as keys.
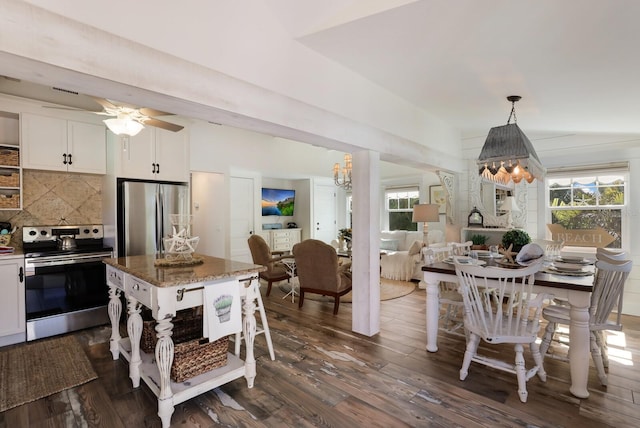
[
  {"x1": 292, "y1": 239, "x2": 352, "y2": 315},
  {"x1": 248, "y1": 235, "x2": 293, "y2": 296}
]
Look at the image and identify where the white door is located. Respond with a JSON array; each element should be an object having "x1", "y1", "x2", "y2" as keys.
[
  {"x1": 230, "y1": 176, "x2": 255, "y2": 262},
  {"x1": 313, "y1": 184, "x2": 337, "y2": 244},
  {"x1": 191, "y1": 172, "x2": 226, "y2": 258}
]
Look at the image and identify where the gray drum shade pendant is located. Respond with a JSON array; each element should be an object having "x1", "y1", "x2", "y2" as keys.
[{"x1": 477, "y1": 96, "x2": 545, "y2": 184}]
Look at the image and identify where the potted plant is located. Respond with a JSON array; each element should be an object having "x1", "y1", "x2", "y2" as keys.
[
  {"x1": 470, "y1": 234, "x2": 489, "y2": 250},
  {"x1": 501, "y1": 229, "x2": 531, "y2": 253}
]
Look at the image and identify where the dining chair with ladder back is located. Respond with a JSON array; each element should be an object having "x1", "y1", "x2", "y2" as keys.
[
  {"x1": 454, "y1": 258, "x2": 549, "y2": 403},
  {"x1": 539, "y1": 255, "x2": 632, "y2": 386},
  {"x1": 234, "y1": 277, "x2": 275, "y2": 361},
  {"x1": 425, "y1": 245, "x2": 465, "y2": 333},
  {"x1": 596, "y1": 247, "x2": 627, "y2": 260}
]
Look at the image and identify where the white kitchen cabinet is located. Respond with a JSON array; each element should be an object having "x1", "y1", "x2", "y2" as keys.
[
  {"x1": 21, "y1": 113, "x2": 106, "y2": 174},
  {"x1": 0, "y1": 254, "x2": 26, "y2": 347},
  {"x1": 117, "y1": 125, "x2": 189, "y2": 182},
  {"x1": 262, "y1": 228, "x2": 301, "y2": 252}
]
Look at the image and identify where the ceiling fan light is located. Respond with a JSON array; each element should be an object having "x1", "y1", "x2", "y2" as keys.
[{"x1": 104, "y1": 118, "x2": 144, "y2": 136}]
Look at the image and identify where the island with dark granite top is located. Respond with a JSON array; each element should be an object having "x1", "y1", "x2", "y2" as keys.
[{"x1": 103, "y1": 253, "x2": 266, "y2": 428}]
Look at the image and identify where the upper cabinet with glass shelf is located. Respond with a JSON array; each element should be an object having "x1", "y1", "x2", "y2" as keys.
[{"x1": 0, "y1": 111, "x2": 21, "y2": 210}]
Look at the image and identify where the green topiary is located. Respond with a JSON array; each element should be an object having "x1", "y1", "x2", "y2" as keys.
[
  {"x1": 470, "y1": 234, "x2": 489, "y2": 245},
  {"x1": 501, "y1": 229, "x2": 531, "y2": 253}
]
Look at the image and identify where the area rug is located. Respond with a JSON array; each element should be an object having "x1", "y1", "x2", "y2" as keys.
[
  {"x1": 279, "y1": 278, "x2": 416, "y2": 302},
  {"x1": 0, "y1": 335, "x2": 97, "y2": 412}
]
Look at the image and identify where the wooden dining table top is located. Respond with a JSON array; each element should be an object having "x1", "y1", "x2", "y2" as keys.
[{"x1": 422, "y1": 260, "x2": 594, "y2": 292}]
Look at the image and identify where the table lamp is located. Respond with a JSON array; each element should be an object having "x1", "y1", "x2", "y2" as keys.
[{"x1": 412, "y1": 204, "x2": 440, "y2": 241}]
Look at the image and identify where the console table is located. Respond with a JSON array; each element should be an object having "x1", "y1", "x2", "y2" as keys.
[{"x1": 104, "y1": 254, "x2": 265, "y2": 428}]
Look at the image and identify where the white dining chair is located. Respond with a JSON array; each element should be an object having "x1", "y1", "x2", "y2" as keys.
[
  {"x1": 426, "y1": 245, "x2": 464, "y2": 332},
  {"x1": 449, "y1": 241, "x2": 472, "y2": 256},
  {"x1": 539, "y1": 255, "x2": 632, "y2": 386},
  {"x1": 596, "y1": 247, "x2": 627, "y2": 261},
  {"x1": 454, "y1": 258, "x2": 549, "y2": 403}
]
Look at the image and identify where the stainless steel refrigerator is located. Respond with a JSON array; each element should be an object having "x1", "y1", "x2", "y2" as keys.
[{"x1": 117, "y1": 178, "x2": 190, "y2": 257}]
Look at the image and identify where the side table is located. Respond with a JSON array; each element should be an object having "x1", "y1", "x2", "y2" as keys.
[{"x1": 280, "y1": 258, "x2": 298, "y2": 302}]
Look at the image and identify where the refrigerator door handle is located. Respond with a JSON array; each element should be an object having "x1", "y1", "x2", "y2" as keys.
[{"x1": 156, "y1": 186, "x2": 163, "y2": 253}]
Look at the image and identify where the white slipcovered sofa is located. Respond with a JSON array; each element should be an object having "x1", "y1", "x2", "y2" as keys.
[{"x1": 379, "y1": 230, "x2": 445, "y2": 281}]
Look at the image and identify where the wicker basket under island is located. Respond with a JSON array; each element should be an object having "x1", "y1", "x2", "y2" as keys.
[
  {"x1": 141, "y1": 308, "x2": 229, "y2": 383},
  {"x1": 103, "y1": 253, "x2": 266, "y2": 428}
]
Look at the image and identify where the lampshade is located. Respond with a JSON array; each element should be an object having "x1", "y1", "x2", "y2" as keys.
[
  {"x1": 412, "y1": 204, "x2": 440, "y2": 223},
  {"x1": 500, "y1": 196, "x2": 520, "y2": 212},
  {"x1": 477, "y1": 96, "x2": 545, "y2": 185},
  {"x1": 104, "y1": 118, "x2": 144, "y2": 136}
]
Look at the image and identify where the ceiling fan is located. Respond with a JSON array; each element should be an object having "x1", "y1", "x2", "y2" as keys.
[
  {"x1": 0, "y1": 77, "x2": 184, "y2": 135},
  {"x1": 80, "y1": 97, "x2": 184, "y2": 136}
]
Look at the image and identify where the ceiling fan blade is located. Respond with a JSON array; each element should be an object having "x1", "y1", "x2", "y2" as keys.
[
  {"x1": 139, "y1": 107, "x2": 174, "y2": 117},
  {"x1": 90, "y1": 96, "x2": 119, "y2": 110},
  {"x1": 143, "y1": 118, "x2": 184, "y2": 132}
]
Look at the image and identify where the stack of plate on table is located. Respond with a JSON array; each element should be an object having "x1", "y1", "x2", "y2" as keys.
[
  {"x1": 0, "y1": 246, "x2": 14, "y2": 254},
  {"x1": 475, "y1": 250, "x2": 504, "y2": 259},
  {"x1": 443, "y1": 256, "x2": 486, "y2": 266},
  {"x1": 544, "y1": 257, "x2": 594, "y2": 276}
]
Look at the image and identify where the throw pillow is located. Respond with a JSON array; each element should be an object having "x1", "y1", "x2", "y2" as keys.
[
  {"x1": 380, "y1": 238, "x2": 399, "y2": 251},
  {"x1": 408, "y1": 240, "x2": 424, "y2": 256}
]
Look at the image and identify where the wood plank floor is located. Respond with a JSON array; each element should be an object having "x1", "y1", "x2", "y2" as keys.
[{"x1": 2, "y1": 282, "x2": 639, "y2": 427}]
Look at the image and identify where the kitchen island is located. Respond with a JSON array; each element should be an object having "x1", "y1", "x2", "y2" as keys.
[{"x1": 104, "y1": 253, "x2": 265, "y2": 428}]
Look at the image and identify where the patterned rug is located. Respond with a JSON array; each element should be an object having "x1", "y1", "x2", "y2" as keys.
[
  {"x1": 0, "y1": 335, "x2": 97, "y2": 412},
  {"x1": 279, "y1": 278, "x2": 416, "y2": 302}
]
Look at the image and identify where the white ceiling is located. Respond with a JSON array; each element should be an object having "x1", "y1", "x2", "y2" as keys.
[
  {"x1": 3, "y1": 0, "x2": 640, "y2": 167},
  {"x1": 268, "y1": 0, "x2": 640, "y2": 141}
]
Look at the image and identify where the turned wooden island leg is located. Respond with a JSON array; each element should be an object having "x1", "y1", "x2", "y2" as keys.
[
  {"x1": 242, "y1": 278, "x2": 258, "y2": 388},
  {"x1": 108, "y1": 286, "x2": 122, "y2": 360},
  {"x1": 126, "y1": 296, "x2": 143, "y2": 388},
  {"x1": 155, "y1": 317, "x2": 175, "y2": 428}
]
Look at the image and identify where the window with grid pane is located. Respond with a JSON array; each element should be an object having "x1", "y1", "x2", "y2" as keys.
[
  {"x1": 547, "y1": 173, "x2": 626, "y2": 248},
  {"x1": 386, "y1": 188, "x2": 420, "y2": 231}
]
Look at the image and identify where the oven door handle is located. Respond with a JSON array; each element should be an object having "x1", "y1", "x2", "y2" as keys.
[{"x1": 26, "y1": 254, "x2": 112, "y2": 269}]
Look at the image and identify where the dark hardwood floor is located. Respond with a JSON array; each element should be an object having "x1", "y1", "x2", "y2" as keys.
[{"x1": 2, "y1": 283, "x2": 639, "y2": 427}]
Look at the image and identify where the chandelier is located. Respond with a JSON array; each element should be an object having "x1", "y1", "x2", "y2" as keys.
[
  {"x1": 477, "y1": 96, "x2": 545, "y2": 185},
  {"x1": 333, "y1": 153, "x2": 352, "y2": 190}
]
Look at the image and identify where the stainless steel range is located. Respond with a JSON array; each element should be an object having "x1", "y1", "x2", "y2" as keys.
[{"x1": 22, "y1": 224, "x2": 113, "y2": 341}]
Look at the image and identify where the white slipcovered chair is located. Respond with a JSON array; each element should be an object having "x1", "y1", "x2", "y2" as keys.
[
  {"x1": 539, "y1": 255, "x2": 632, "y2": 386},
  {"x1": 454, "y1": 258, "x2": 549, "y2": 403}
]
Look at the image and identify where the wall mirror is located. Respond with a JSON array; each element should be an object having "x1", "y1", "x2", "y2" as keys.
[{"x1": 468, "y1": 161, "x2": 527, "y2": 228}]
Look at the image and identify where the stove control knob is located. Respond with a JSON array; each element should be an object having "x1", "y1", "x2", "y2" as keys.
[
  {"x1": 40, "y1": 230, "x2": 47, "y2": 236},
  {"x1": 84, "y1": 228, "x2": 90, "y2": 234},
  {"x1": 92, "y1": 228, "x2": 99, "y2": 234},
  {"x1": 29, "y1": 230, "x2": 37, "y2": 236}
]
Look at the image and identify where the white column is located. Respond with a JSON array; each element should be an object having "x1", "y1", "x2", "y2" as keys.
[{"x1": 351, "y1": 150, "x2": 380, "y2": 336}]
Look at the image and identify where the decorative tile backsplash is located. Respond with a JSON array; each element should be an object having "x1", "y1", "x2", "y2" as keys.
[{"x1": 0, "y1": 170, "x2": 103, "y2": 249}]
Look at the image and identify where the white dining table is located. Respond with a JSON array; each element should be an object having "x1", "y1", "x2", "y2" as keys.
[{"x1": 422, "y1": 261, "x2": 594, "y2": 399}]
